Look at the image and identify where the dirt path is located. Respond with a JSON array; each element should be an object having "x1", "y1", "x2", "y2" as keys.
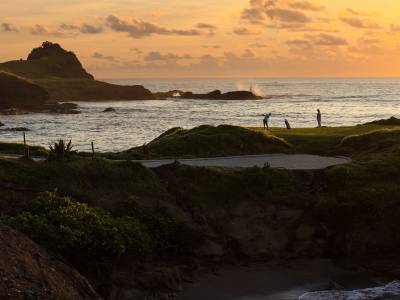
[{"x1": 132, "y1": 154, "x2": 351, "y2": 170}]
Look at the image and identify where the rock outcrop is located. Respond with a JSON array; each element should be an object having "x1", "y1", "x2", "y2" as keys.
[
  {"x1": 0, "y1": 225, "x2": 100, "y2": 300},
  {"x1": 156, "y1": 89, "x2": 262, "y2": 100},
  {"x1": 180, "y1": 90, "x2": 262, "y2": 100}
]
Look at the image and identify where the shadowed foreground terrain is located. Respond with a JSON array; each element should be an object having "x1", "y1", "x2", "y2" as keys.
[{"x1": 0, "y1": 119, "x2": 400, "y2": 299}]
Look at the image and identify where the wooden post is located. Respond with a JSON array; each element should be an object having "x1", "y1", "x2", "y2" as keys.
[
  {"x1": 23, "y1": 132, "x2": 27, "y2": 157},
  {"x1": 91, "y1": 141, "x2": 95, "y2": 159}
]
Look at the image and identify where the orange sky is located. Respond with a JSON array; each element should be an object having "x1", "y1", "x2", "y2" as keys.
[{"x1": 1, "y1": 0, "x2": 400, "y2": 78}]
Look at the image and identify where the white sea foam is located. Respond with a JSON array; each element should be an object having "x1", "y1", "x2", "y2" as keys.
[{"x1": 299, "y1": 281, "x2": 400, "y2": 300}]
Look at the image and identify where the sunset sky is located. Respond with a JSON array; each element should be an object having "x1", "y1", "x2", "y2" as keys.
[{"x1": 1, "y1": 0, "x2": 400, "y2": 78}]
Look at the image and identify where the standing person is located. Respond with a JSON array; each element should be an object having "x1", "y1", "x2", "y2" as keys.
[
  {"x1": 285, "y1": 119, "x2": 291, "y2": 130},
  {"x1": 263, "y1": 113, "x2": 272, "y2": 130},
  {"x1": 316, "y1": 109, "x2": 322, "y2": 128}
]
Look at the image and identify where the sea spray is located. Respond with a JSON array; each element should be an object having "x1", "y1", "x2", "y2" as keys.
[{"x1": 235, "y1": 80, "x2": 263, "y2": 96}]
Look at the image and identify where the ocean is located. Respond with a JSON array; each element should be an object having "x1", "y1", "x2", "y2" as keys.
[{"x1": 1, "y1": 78, "x2": 399, "y2": 151}]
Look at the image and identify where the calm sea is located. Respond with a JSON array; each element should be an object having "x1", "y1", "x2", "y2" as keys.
[{"x1": 1, "y1": 78, "x2": 399, "y2": 151}]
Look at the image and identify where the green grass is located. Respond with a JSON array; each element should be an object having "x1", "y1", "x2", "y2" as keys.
[
  {"x1": 339, "y1": 128, "x2": 400, "y2": 154},
  {"x1": 0, "y1": 142, "x2": 48, "y2": 156},
  {"x1": 106, "y1": 125, "x2": 292, "y2": 160},
  {"x1": 264, "y1": 124, "x2": 400, "y2": 155},
  {"x1": 101, "y1": 123, "x2": 400, "y2": 160}
]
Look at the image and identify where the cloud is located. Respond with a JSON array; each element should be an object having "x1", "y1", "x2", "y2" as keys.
[
  {"x1": 130, "y1": 48, "x2": 143, "y2": 55},
  {"x1": 249, "y1": 43, "x2": 267, "y2": 48},
  {"x1": 286, "y1": 39, "x2": 310, "y2": 45},
  {"x1": 340, "y1": 17, "x2": 381, "y2": 29},
  {"x1": 80, "y1": 24, "x2": 103, "y2": 34},
  {"x1": 241, "y1": 7, "x2": 266, "y2": 24},
  {"x1": 92, "y1": 52, "x2": 117, "y2": 62},
  {"x1": 105, "y1": 15, "x2": 202, "y2": 38},
  {"x1": 266, "y1": 8, "x2": 311, "y2": 23},
  {"x1": 310, "y1": 33, "x2": 348, "y2": 46},
  {"x1": 241, "y1": 49, "x2": 255, "y2": 58},
  {"x1": 241, "y1": 0, "x2": 316, "y2": 26},
  {"x1": 30, "y1": 24, "x2": 75, "y2": 38},
  {"x1": 233, "y1": 27, "x2": 260, "y2": 35},
  {"x1": 144, "y1": 51, "x2": 193, "y2": 61},
  {"x1": 1, "y1": 23, "x2": 18, "y2": 32},
  {"x1": 390, "y1": 24, "x2": 400, "y2": 33},
  {"x1": 196, "y1": 23, "x2": 217, "y2": 36},
  {"x1": 346, "y1": 8, "x2": 375, "y2": 17},
  {"x1": 60, "y1": 23, "x2": 103, "y2": 34},
  {"x1": 203, "y1": 45, "x2": 221, "y2": 49},
  {"x1": 348, "y1": 38, "x2": 384, "y2": 56},
  {"x1": 288, "y1": 1, "x2": 324, "y2": 12}
]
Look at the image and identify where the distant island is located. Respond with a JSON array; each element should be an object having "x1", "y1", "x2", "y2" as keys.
[{"x1": 0, "y1": 41, "x2": 261, "y2": 113}]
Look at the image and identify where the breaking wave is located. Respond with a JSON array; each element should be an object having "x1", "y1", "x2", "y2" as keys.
[{"x1": 299, "y1": 281, "x2": 400, "y2": 300}]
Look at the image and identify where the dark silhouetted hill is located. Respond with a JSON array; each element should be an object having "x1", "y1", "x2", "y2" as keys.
[
  {"x1": 0, "y1": 42, "x2": 154, "y2": 101},
  {"x1": 1, "y1": 41, "x2": 93, "y2": 80}
]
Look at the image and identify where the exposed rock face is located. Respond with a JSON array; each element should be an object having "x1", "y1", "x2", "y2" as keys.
[
  {"x1": 0, "y1": 72, "x2": 49, "y2": 110},
  {"x1": 0, "y1": 225, "x2": 100, "y2": 300}
]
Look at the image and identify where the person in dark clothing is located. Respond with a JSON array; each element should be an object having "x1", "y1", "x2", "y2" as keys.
[
  {"x1": 317, "y1": 109, "x2": 322, "y2": 128},
  {"x1": 285, "y1": 119, "x2": 291, "y2": 129},
  {"x1": 263, "y1": 113, "x2": 272, "y2": 130}
]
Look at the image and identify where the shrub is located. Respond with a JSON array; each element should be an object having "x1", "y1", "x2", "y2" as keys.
[
  {"x1": 2, "y1": 191, "x2": 153, "y2": 256},
  {"x1": 48, "y1": 139, "x2": 76, "y2": 161}
]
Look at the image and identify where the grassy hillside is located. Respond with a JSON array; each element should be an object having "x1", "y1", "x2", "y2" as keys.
[
  {"x1": 35, "y1": 78, "x2": 153, "y2": 101},
  {"x1": 106, "y1": 125, "x2": 292, "y2": 159},
  {"x1": 267, "y1": 123, "x2": 400, "y2": 155},
  {"x1": 103, "y1": 121, "x2": 400, "y2": 160},
  {"x1": 0, "y1": 72, "x2": 49, "y2": 109}
]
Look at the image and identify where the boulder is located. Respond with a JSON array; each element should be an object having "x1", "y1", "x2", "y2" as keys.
[{"x1": 103, "y1": 107, "x2": 116, "y2": 113}]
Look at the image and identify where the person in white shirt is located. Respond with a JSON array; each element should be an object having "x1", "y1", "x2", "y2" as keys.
[{"x1": 263, "y1": 113, "x2": 272, "y2": 130}]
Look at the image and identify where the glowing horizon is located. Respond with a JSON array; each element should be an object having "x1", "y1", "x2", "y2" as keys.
[{"x1": 1, "y1": 0, "x2": 400, "y2": 78}]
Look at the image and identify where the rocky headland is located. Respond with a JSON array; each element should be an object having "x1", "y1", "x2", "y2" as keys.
[{"x1": 0, "y1": 42, "x2": 262, "y2": 110}]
